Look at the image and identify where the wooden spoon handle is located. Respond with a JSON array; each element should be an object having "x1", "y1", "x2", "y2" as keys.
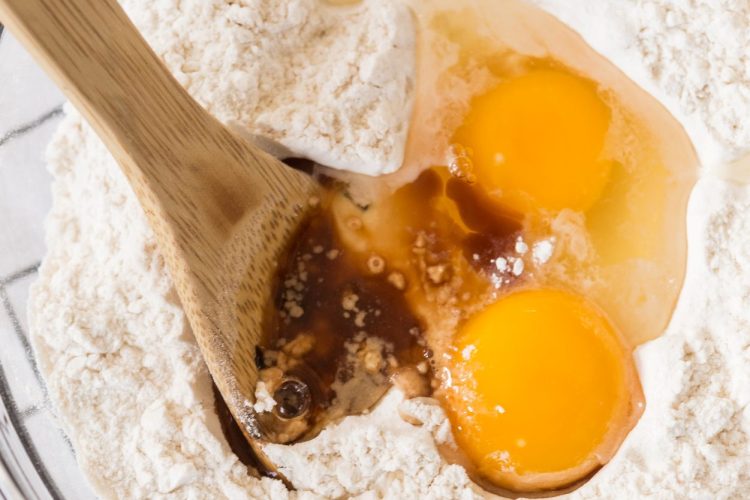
[
  {"x1": 0, "y1": 0, "x2": 272, "y2": 244},
  {"x1": 1, "y1": 0, "x2": 318, "y2": 462}
]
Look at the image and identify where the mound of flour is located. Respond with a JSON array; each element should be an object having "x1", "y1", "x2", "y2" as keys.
[
  {"x1": 29, "y1": 0, "x2": 750, "y2": 498},
  {"x1": 122, "y1": 0, "x2": 414, "y2": 175}
]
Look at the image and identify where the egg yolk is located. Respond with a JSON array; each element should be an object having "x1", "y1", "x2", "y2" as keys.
[
  {"x1": 453, "y1": 69, "x2": 613, "y2": 213},
  {"x1": 445, "y1": 289, "x2": 641, "y2": 492}
]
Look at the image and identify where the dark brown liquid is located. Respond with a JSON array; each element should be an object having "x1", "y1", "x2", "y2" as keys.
[
  {"x1": 268, "y1": 202, "x2": 429, "y2": 392},
  {"x1": 252, "y1": 168, "x2": 521, "y2": 439},
  {"x1": 446, "y1": 177, "x2": 524, "y2": 270}
]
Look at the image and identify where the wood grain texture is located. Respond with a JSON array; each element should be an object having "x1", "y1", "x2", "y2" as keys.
[{"x1": 0, "y1": 0, "x2": 319, "y2": 468}]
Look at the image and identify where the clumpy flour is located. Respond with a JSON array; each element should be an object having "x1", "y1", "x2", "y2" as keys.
[{"x1": 28, "y1": 0, "x2": 750, "y2": 498}]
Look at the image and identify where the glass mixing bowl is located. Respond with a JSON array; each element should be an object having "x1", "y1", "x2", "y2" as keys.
[{"x1": 0, "y1": 25, "x2": 97, "y2": 499}]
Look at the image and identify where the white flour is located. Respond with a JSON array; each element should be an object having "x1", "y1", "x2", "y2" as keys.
[
  {"x1": 28, "y1": 0, "x2": 750, "y2": 499},
  {"x1": 122, "y1": 0, "x2": 414, "y2": 175},
  {"x1": 262, "y1": 392, "x2": 480, "y2": 499}
]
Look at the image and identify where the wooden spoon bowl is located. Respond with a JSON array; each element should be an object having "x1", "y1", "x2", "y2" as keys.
[{"x1": 0, "y1": 0, "x2": 319, "y2": 468}]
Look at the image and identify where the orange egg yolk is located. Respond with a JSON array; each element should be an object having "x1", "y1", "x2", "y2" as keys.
[
  {"x1": 445, "y1": 289, "x2": 641, "y2": 492},
  {"x1": 453, "y1": 69, "x2": 613, "y2": 213}
]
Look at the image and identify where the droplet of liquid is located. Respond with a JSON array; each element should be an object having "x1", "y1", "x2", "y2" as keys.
[
  {"x1": 273, "y1": 379, "x2": 311, "y2": 419},
  {"x1": 447, "y1": 144, "x2": 477, "y2": 184}
]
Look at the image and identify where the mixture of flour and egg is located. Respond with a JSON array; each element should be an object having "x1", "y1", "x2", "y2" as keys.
[{"x1": 27, "y1": 0, "x2": 750, "y2": 498}]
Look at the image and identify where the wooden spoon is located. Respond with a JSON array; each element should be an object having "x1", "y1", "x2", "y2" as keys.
[{"x1": 0, "y1": 0, "x2": 319, "y2": 467}]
